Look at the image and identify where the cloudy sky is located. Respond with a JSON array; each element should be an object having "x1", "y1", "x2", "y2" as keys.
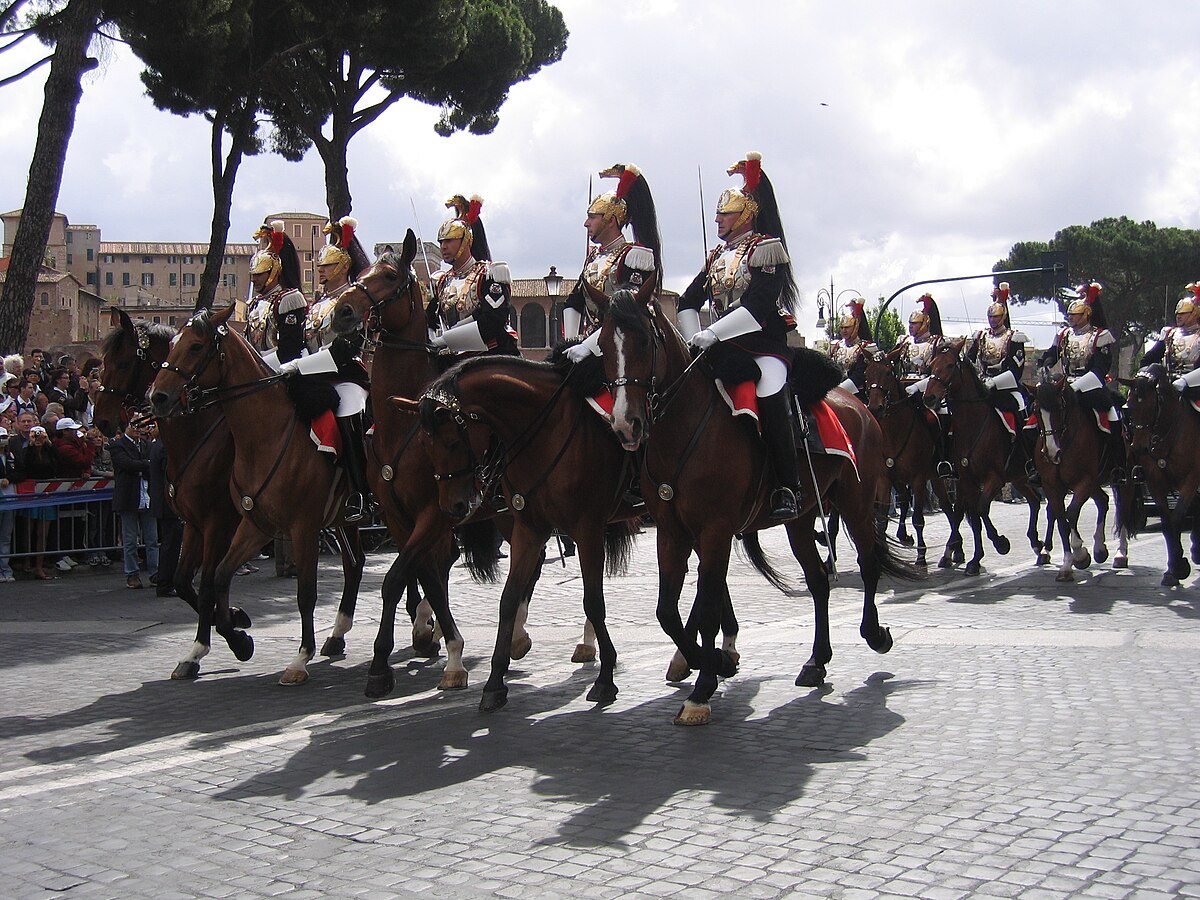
[{"x1": 2, "y1": 0, "x2": 1197, "y2": 346}]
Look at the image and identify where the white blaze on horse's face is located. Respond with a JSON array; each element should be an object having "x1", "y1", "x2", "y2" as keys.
[
  {"x1": 1040, "y1": 408, "x2": 1062, "y2": 465},
  {"x1": 609, "y1": 329, "x2": 641, "y2": 451}
]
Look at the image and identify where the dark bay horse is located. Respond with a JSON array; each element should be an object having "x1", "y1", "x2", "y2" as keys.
[
  {"x1": 863, "y1": 354, "x2": 962, "y2": 568},
  {"x1": 413, "y1": 354, "x2": 641, "y2": 712},
  {"x1": 1033, "y1": 373, "x2": 1129, "y2": 582},
  {"x1": 97, "y1": 311, "x2": 363, "y2": 678},
  {"x1": 328, "y1": 232, "x2": 519, "y2": 698},
  {"x1": 923, "y1": 340, "x2": 1047, "y2": 575},
  {"x1": 599, "y1": 292, "x2": 917, "y2": 725},
  {"x1": 1122, "y1": 365, "x2": 1200, "y2": 585},
  {"x1": 149, "y1": 305, "x2": 364, "y2": 685}
]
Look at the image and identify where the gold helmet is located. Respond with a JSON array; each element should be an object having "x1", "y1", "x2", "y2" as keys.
[
  {"x1": 716, "y1": 151, "x2": 763, "y2": 232},
  {"x1": 588, "y1": 164, "x2": 641, "y2": 228},
  {"x1": 1066, "y1": 282, "x2": 1102, "y2": 318},
  {"x1": 250, "y1": 220, "x2": 285, "y2": 285},
  {"x1": 988, "y1": 282, "x2": 1011, "y2": 319},
  {"x1": 1175, "y1": 282, "x2": 1200, "y2": 317},
  {"x1": 838, "y1": 298, "x2": 865, "y2": 338},
  {"x1": 316, "y1": 216, "x2": 358, "y2": 278},
  {"x1": 437, "y1": 194, "x2": 480, "y2": 244},
  {"x1": 909, "y1": 293, "x2": 932, "y2": 327}
]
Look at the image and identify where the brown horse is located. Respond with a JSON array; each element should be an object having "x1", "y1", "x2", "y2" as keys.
[
  {"x1": 598, "y1": 291, "x2": 917, "y2": 725},
  {"x1": 412, "y1": 352, "x2": 642, "y2": 712},
  {"x1": 149, "y1": 305, "x2": 364, "y2": 685},
  {"x1": 328, "y1": 232, "x2": 523, "y2": 698},
  {"x1": 1032, "y1": 373, "x2": 1130, "y2": 581},
  {"x1": 923, "y1": 340, "x2": 1048, "y2": 575},
  {"x1": 1122, "y1": 364, "x2": 1200, "y2": 585},
  {"x1": 863, "y1": 354, "x2": 962, "y2": 568}
]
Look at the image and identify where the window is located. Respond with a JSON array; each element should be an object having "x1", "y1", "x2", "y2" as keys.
[
  {"x1": 183, "y1": 255, "x2": 193, "y2": 265},
  {"x1": 167, "y1": 255, "x2": 176, "y2": 265},
  {"x1": 152, "y1": 316, "x2": 161, "y2": 324},
  {"x1": 142, "y1": 255, "x2": 153, "y2": 264},
  {"x1": 222, "y1": 273, "x2": 236, "y2": 287},
  {"x1": 40, "y1": 292, "x2": 49, "y2": 306},
  {"x1": 66, "y1": 232, "x2": 73, "y2": 244},
  {"x1": 102, "y1": 254, "x2": 114, "y2": 264},
  {"x1": 86, "y1": 248, "x2": 93, "y2": 261},
  {"x1": 183, "y1": 273, "x2": 196, "y2": 287},
  {"x1": 520, "y1": 304, "x2": 547, "y2": 348},
  {"x1": 66, "y1": 253, "x2": 73, "y2": 264},
  {"x1": 142, "y1": 273, "x2": 154, "y2": 286},
  {"x1": 86, "y1": 272, "x2": 95, "y2": 285},
  {"x1": 169, "y1": 273, "x2": 177, "y2": 287},
  {"x1": 304, "y1": 252, "x2": 313, "y2": 262},
  {"x1": 224, "y1": 255, "x2": 235, "y2": 265},
  {"x1": 303, "y1": 270, "x2": 313, "y2": 283},
  {"x1": 105, "y1": 272, "x2": 113, "y2": 286},
  {"x1": 169, "y1": 317, "x2": 177, "y2": 326},
  {"x1": 61, "y1": 296, "x2": 71, "y2": 308},
  {"x1": 122, "y1": 254, "x2": 129, "y2": 263},
  {"x1": 293, "y1": 224, "x2": 302, "y2": 238},
  {"x1": 122, "y1": 273, "x2": 131, "y2": 286}
]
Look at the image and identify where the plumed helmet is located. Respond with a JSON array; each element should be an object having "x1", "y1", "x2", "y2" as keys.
[
  {"x1": 839, "y1": 298, "x2": 872, "y2": 341},
  {"x1": 716, "y1": 151, "x2": 763, "y2": 232},
  {"x1": 987, "y1": 281, "x2": 1011, "y2": 319},
  {"x1": 437, "y1": 194, "x2": 490, "y2": 262},
  {"x1": 909, "y1": 293, "x2": 943, "y2": 336},
  {"x1": 1175, "y1": 282, "x2": 1200, "y2": 316},
  {"x1": 1066, "y1": 281, "x2": 1102, "y2": 320},
  {"x1": 250, "y1": 220, "x2": 286, "y2": 282},
  {"x1": 588, "y1": 164, "x2": 642, "y2": 228},
  {"x1": 316, "y1": 216, "x2": 357, "y2": 278}
]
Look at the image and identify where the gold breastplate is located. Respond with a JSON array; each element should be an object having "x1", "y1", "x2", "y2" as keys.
[{"x1": 436, "y1": 265, "x2": 485, "y2": 327}]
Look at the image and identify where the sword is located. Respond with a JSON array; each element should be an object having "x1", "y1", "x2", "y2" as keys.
[
  {"x1": 409, "y1": 196, "x2": 436, "y2": 289},
  {"x1": 697, "y1": 164, "x2": 708, "y2": 261},
  {"x1": 794, "y1": 396, "x2": 839, "y2": 580}
]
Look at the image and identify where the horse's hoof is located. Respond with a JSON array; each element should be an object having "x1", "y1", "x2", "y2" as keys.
[
  {"x1": 1172, "y1": 559, "x2": 1192, "y2": 580},
  {"x1": 479, "y1": 688, "x2": 508, "y2": 713},
  {"x1": 1113, "y1": 555, "x2": 1128, "y2": 569},
  {"x1": 586, "y1": 681, "x2": 618, "y2": 704},
  {"x1": 1073, "y1": 551, "x2": 1092, "y2": 570},
  {"x1": 673, "y1": 701, "x2": 711, "y2": 726},
  {"x1": 1036, "y1": 552, "x2": 1052, "y2": 566},
  {"x1": 567, "y1": 642, "x2": 596, "y2": 665},
  {"x1": 1162, "y1": 571, "x2": 1180, "y2": 587},
  {"x1": 937, "y1": 556, "x2": 953, "y2": 569},
  {"x1": 665, "y1": 655, "x2": 691, "y2": 683},
  {"x1": 953, "y1": 549, "x2": 965, "y2": 564},
  {"x1": 279, "y1": 668, "x2": 309, "y2": 686},
  {"x1": 1093, "y1": 547, "x2": 1109, "y2": 565},
  {"x1": 865, "y1": 626, "x2": 893, "y2": 654},
  {"x1": 994, "y1": 536, "x2": 1011, "y2": 555},
  {"x1": 320, "y1": 635, "x2": 346, "y2": 658},
  {"x1": 718, "y1": 650, "x2": 739, "y2": 678},
  {"x1": 795, "y1": 664, "x2": 827, "y2": 688},
  {"x1": 364, "y1": 669, "x2": 395, "y2": 699},
  {"x1": 915, "y1": 555, "x2": 928, "y2": 567},
  {"x1": 898, "y1": 534, "x2": 915, "y2": 547},
  {"x1": 964, "y1": 562, "x2": 982, "y2": 576},
  {"x1": 510, "y1": 634, "x2": 533, "y2": 661},
  {"x1": 411, "y1": 631, "x2": 440, "y2": 658},
  {"x1": 1056, "y1": 571, "x2": 1075, "y2": 583},
  {"x1": 227, "y1": 631, "x2": 254, "y2": 662},
  {"x1": 171, "y1": 660, "x2": 201, "y2": 681},
  {"x1": 439, "y1": 669, "x2": 468, "y2": 691},
  {"x1": 230, "y1": 606, "x2": 252, "y2": 630}
]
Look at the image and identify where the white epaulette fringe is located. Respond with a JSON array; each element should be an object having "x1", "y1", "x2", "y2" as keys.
[
  {"x1": 277, "y1": 288, "x2": 308, "y2": 314},
  {"x1": 749, "y1": 237, "x2": 789, "y2": 268},
  {"x1": 623, "y1": 246, "x2": 655, "y2": 271},
  {"x1": 488, "y1": 261, "x2": 512, "y2": 284}
]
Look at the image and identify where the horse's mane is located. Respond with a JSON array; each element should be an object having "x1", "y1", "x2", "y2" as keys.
[
  {"x1": 420, "y1": 354, "x2": 557, "y2": 431},
  {"x1": 101, "y1": 319, "x2": 177, "y2": 357},
  {"x1": 375, "y1": 249, "x2": 406, "y2": 271},
  {"x1": 607, "y1": 290, "x2": 653, "y2": 348}
]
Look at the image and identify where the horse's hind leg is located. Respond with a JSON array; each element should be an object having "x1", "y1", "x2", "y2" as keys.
[
  {"x1": 911, "y1": 481, "x2": 929, "y2": 567},
  {"x1": 279, "y1": 523, "x2": 322, "y2": 686},
  {"x1": 1091, "y1": 490, "x2": 1110, "y2": 565},
  {"x1": 963, "y1": 507, "x2": 986, "y2": 576},
  {"x1": 480, "y1": 524, "x2": 547, "y2": 713},
  {"x1": 786, "y1": 522, "x2": 832, "y2": 688},
  {"x1": 573, "y1": 619, "x2": 598, "y2": 664},
  {"x1": 407, "y1": 576, "x2": 441, "y2": 656},
  {"x1": 509, "y1": 544, "x2": 545, "y2": 662},
  {"x1": 982, "y1": 507, "x2": 1011, "y2": 555},
  {"x1": 894, "y1": 486, "x2": 915, "y2": 547},
  {"x1": 321, "y1": 526, "x2": 365, "y2": 657},
  {"x1": 573, "y1": 525, "x2": 617, "y2": 704}
]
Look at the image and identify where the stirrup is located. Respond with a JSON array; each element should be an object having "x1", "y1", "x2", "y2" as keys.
[
  {"x1": 769, "y1": 486, "x2": 799, "y2": 521},
  {"x1": 1025, "y1": 461, "x2": 1041, "y2": 485},
  {"x1": 1130, "y1": 465, "x2": 1145, "y2": 483},
  {"x1": 936, "y1": 461, "x2": 955, "y2": 479},
  {"x1": 342, "y1": 492, "x2": 368, "y2": 523},
  {"x1": 1109, "y1": 467, "x2": 1126, "y2": 485}
]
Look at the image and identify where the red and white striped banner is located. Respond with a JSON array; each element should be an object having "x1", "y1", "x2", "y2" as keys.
[{"x1": 14, "y1": 479, "x2": 112, "y2": 495}]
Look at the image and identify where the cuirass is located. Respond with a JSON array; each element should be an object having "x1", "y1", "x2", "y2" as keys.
[
  {"x1": 1166, "y1": 327, "x2": 1200, "y2": 375},
  {"x1": 706, "y1": 236, "x2": 755, "y2": 313},
  {"x1": 1062, "y1": 327, "x2": 1096, "y2": 375},
  {"x1": 436, "y1": 265, "x2": 485, "y2": 326},
  {"x1": 899, "y1": 337, "x2": 934, "y2": 379},
  {"x1": 307, "y1": 282, "x2": 350, "y2": 351},
  {"x1": 830, "y1": 339, "x2": 862, "y2": 376}
]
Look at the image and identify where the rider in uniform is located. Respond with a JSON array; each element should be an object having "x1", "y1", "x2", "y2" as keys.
[
  {"x1": 965, "y1": 282, "x2": 1029, "y2": 416},
  {"x1": 895, "y1": 293, "x2": 954, "y2": 477},
  {"x1": 246, "y1": 220, "x2": 307, "y2": 364},
  {"x1": 828, "y1": 298, "x2": 877, "y2": 396},
  {"x1": 676, "y1": 151, "x2": 802, "y2": 521},
  {"x1": 1037, "y1": 281, "x2": 1125, "y2": 473},
  {"x1": 426, "y1": 195, "x2": 517, "y2": 358},
  {"x1": 1141, "y1": 282, "x2": 1200, "y2": 398},
  {"x1": 276, "y1": 217, "x2": 373, "y2": 522},
  {"x1": 563, "y1": 164, "x2": 661, "y2": 360}
]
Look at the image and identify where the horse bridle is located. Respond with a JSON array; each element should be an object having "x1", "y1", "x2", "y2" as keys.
[
  {"x1": 1128, "y1": 372, "x2": 1177, "y2": 469},
  {"x1": 422, "y1": 386, "x2": 497, "y2": 486},
  {"x1": 100, "y1": 323, "x2": 158, "y2": 415},
  {"x1": 345, "y1": 264, "x2": 429, "y2": 352}
]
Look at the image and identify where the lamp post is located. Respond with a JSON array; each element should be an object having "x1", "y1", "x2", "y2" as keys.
[
  {"x1": 814, "y1": 279, "x2": 864, "y2": 343},
  {"x1": 543, "y1": 266, "x2": 563, "y2": 296},
  {"x1": 544, "y1": 266, "x2": 564, "y2": 345}
]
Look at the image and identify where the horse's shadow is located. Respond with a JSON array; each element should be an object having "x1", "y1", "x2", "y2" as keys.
[{"x1": 215, "y1": 670, "x2": 918, "y2": 846}]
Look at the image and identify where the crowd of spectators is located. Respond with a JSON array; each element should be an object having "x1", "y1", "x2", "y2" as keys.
[{"x1": 0, "y1": 350, "x2": 175, "y2": 592}]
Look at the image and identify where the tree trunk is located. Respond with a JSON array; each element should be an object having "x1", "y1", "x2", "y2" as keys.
[
  {"x1": 318, "y1": 133, "x2": 352, "y2": 222},
  {"x1": 197, "y1": 103, "x2": 254, "y2": 312},
  {"x1": 0, "y1": 0, "x2": 100, "y2": 354}
]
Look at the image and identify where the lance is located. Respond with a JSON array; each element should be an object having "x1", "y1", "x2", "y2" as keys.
[{"x1": 409, "y1": 196, "x2": 436, "y2": 289}]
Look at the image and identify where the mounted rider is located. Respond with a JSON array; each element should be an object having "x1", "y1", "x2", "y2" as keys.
[
  {"x1": 564, "y1": 163, "x2": 661, "y2": 361},
  {"x1": 274, "y1": 216, "x2": 374, "y2": 522},
  {"x1": 676, "y1": 151, "x2": 802, "y2": 521},
  {"x1": 964, "y1": 282, "x2": 1029, "y2": 416},
  {"x1": 426, "y1": 195, "x2": 518, "y2": 358},
  {"x1": 246, "y1": 220, "x2": 307, "y2": 363},
  {"x1": 1036, "y1": 281, "x2": 1125, "y2": 472},
  {"x1": 895, "y1": 293, "x2": 954, "y2": 477},
  {"x1": 1141, "y1": 281, "x2": 1200, "y2": 398},
  {"x1": 828, "y1": 298, "x2": 877, "y2": 396}
]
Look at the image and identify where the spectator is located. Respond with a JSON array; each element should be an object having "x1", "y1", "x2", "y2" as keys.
[
  {"x1": 0, "y1": 427, "x2": 15, "y2": 582},
  {"x1": 68, "y1": 373, "x2": 98, "y2": 425},
  {"x1": 147, "y1": 422, "x2": 180, "y2": 597},
  {"x1": 16, "y1": 425, "x2": 58, "y2": 580},
  {"x1": 3, "y1": 354, "x2": 23, "y2": 380},
  {"x1": 53, "y1": 418, "x2": 95, "y2": 477},
  {"x1": 45, "y1": 368, "x2": 72, "y2": 407},
  {"x1": 14, "y1": 378, "x2": 40, "y2": 419},
  {"x1": 0, "y1": 396, "x2": 15, "y2": 432},
  {"x1": 85, "y1": 426, "x2": 114, "y2": 567},
  {"x1": 40, "y1": 407, "x2": 62, "y2": 433},
  {"x1": 111, "y1": 421, "x2": 158, "y2": 589}
]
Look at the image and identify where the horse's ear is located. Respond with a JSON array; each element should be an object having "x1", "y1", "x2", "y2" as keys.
[
  {"x1": 390, "y1": 395, "x2": 420, "y2": 412},
  {"x1": 211, "y1": 304, "x2": 236, "y2": 327},
  {"x1": 885, "y1": 345, "x2": 903, "y2": 362},
  {"x1": 1117, "y1": 377, "x2": 1135, "y2": 389},
  {"x1": 401, "y1": 229, "x2": 418, "y2": 270},
  {"x1": 583, "y1": 278, "x2": 609, "y2": 313},
  {"x1": 635, "y1": 269, "x2": 658, "y2": 304},
  {"x1": 116, "y1": 307, "x2": 137, "y2": 342}
]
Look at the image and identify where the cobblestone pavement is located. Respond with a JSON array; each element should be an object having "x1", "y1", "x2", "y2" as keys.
[{"x1": 1, "y1": 500, "x2": 1199, "y2": 899}]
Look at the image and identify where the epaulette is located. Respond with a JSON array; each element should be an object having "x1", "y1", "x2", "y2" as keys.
[
  {"x1": 487, "y1": 261, "x2": 512, "y2": 284},
  {"x1": 748, "y1": 236, "x2": 789, "y2": 268},
  {"x1": 1095, "y1": 329, "x2": 1116, "y2": 348},
  {"x1": 1011, "y1": 330, "x2": 1030, "y2": 343},
  {"x1": 622, "y1": 245, "x2": 654, "y2": 271},
  {"x1": 276, "y1": 288, "x2": 307, "y2": 314}
]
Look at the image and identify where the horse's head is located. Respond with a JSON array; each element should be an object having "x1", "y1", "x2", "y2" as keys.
[
  {"x1": 332, "y1": 229, "x2": 421, "y2": 338},
  {"x1": 597, "y1": 277, "x2": 662, "y2": 451},
  {"x1": 923, "y1": 338, "x2": 966, "y2": 409},
  {"x1": 1033, "y1": 371, "x2": 1072, "y2": 464},
  {"x1": 1121, "y1": 364, "x2": 1168, "y2": 453},
  {"x1": 415, "y1": 378, "x2": 490, "y2": 522},
  {"x1": 95, "y1": 308, "x2": 176, "y2": 436},
  {"x1": 863, "y1": 354, "x2": 900, "y2": 417},
  {"x1": 150, "y1": 305, "x2": 235, "y2": 418}
]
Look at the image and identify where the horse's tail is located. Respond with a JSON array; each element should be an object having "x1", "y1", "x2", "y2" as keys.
[
  {"x1": 739, "y1": 531, "x2": 796, "y2": 593},
  {"x1": 458, "y1": 519, "x2": 501, "y2": 583},
  {"x1": 1122, "y1": 482, "x2": 1144, "y2": 539},
  {"x1": 604, "y1": 520, "x2": 639, "y2": 577},
  {"x1": 873, "y1": 532, "x2": 925, "y2": 582}
]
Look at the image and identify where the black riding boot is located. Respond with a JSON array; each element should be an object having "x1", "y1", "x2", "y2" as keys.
[
  {"x1": 935, "y1": 413, "x2": 955, "y2": 479},
  {"x1": 336, "y1": 413, "x2": 372, "y2": 523},
  {"x1": 1107, "y1": 426, "x2": 1127, "y2": 484},
  {"x1": 759, "y1": 390, "x2": 801, "y2": 521},
  {"x1": 1021, "y1": 424, "x2": 1041, "y2": 485}
]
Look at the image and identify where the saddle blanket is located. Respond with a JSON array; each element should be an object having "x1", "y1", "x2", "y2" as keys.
[{"x1": 310, "y1": 409, "x2": 341, "y2": 459}]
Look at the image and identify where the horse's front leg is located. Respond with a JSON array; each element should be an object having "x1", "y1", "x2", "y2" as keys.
[
  {"x1": 480, "y1": 522, "x2": 547, "y2": 713},
  {"x1": 674, "y1": 533, "x2": 736, "y2": 727},
  {"x1": 894, "y1": 486, "x2": 914, "y2": 547},
  {"x1": 1090, "y1": 489, "x2": 1110, "y2": 565},
  {"x1": 910, "y1": 480, "x2": 929, "y2": 567},
  {"x1": 205, "y1": 517, "x2": 271, "y2": 674},
  {"x1": 321, "y1": 525, "x2": 365, "y2": 657},
  {"x1": 786, "y1": 521, "x2": 832, "y2": 687},
  {"x1": 574, "y1": 524, "x2": 618, "y2": 704},
  {"x1": 280, "y1": 520, "x2": 322, "y2": 685}
]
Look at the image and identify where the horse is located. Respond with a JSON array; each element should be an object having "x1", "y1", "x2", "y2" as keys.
[
  {"x1": 1032, "y1": 372, "x2": 1130, "y2": 582},
  {"x1": 922, "y1": 339, "x2": 1048, "y2": 575},
  {"x1": 96, "y1": 311, "x2": 364, "y2": 679},
  {"x1": 328, "y1": 232, "x2": 524, "y2": 698},
  {"x1": 1121, "y1": 365, "x2": 1200, "y2": 585},
  {"x1": 598, "y1": 291, "x2": 918, "y2": 725},
  {"x1": 412, "y1": 351, "x2": 642, "y2": 712},
  {"x1": 863, "y1": 354, "x2": 963, "y2": 568},
  {"x1": 149, "y1": 305, "x2": 364, "y2": 685}
]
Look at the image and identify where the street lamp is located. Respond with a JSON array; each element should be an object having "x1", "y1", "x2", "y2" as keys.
[{"x1": 543, "y1": 266, "x2": 563, "y2": 296}]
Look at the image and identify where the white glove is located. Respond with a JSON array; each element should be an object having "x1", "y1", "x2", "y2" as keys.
[
  {"x1": 566, "y1": 342, "x2": 593, "y2": 363},
  {"x1": 430, "y1": 334, "x2": 448, "y2": 350},
  {"x1": 690, "y1": 329, "x2": 718, "y2": 350},
  {"x1": 983, "y1": 376, "x2": 996, "y2": 390},
  {"x1": 279, "y1": 359, "x2": 301, "y2": 376}
]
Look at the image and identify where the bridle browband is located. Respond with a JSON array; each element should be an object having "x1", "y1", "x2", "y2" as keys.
[
  {"x1": 344, "y1": 263, "x2": 431, "y2": 353},
  {"x1": 157, "y1": 316, "x2": 287, "y2": 415}
]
